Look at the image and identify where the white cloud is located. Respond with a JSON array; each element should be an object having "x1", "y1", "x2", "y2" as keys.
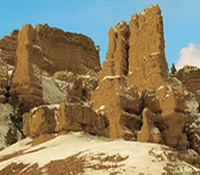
[{"x1": 175, "y1": 42, "x2": 200, "y2": 70}]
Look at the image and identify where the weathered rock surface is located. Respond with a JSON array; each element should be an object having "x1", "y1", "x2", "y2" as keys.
[
  {"x1": 161, "y1": 112, "x2": 188, "y2": 150},
  {"x1": 10, "y1": 24, "x2": 43, "y2": 106},
  {"x1": 0, "y1": 50, "x2": 8, "y2": 103},
  {"x1": 0, "y1": 29, "x2": 19, "y2": 66},
  {"x1": 137, "y1": 108, "x2": 163, "y2": 143},
  {"x1": 127, "y1": 4, "x2": 168, "y2": 92},
  {"x1": 23, "y1": 103, "x2": 106, "y2": 138},
  {"x1": 156, "y1": 85, "x2": 185, "y2": 116},
  {"x1": 53, "y1": 71, "x2": 75, "y2": 83},
  {"x1": 99, "y1": 21, "x2": 129, "y2": 80},
  {"x1": 0, "y1": 103, "x2": 23, "y2": 150},
  {"x1": 176, "y1": 65, "x2": 200, "y2": 104},
  {"x1": 9, "y1": 23, "x2": 101, "y2": 106},
  {"x1": 184, "y1": 93, "x2": 200, "y2": 155},
  {"x1": 153, "y1": 85, "x2": 188, "y2": 149},
  {"x1": 55, "y1": 102, "x2": 105, "y2": 136},
  {"x1": 141, "y1": 89, "x2": 161, "y2": 114},
  {"x1": 42, "y1": 75, "x2": 72, "y2": 104},
  {"x1": 29, "y1": 23, "x2": 101, "y2": 76},
  {"x1": 91, "y1": 76, "x2": 142, "y2": 140},
  {"x1": 23, "y1": 105, "x2": 58, "y2": 138}
]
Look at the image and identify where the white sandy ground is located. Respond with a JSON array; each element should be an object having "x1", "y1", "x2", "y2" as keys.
[{"x1": 0, "y1": 132, "x2": 199, "y2": 174}]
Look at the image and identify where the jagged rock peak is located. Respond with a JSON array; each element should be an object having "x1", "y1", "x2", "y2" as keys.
[
  {"x1": 99, "y1": 21, "x2": 129, "y2": 81},
  {"x1": 127, "y1": 3, "x2": 168, "y2": 92}
]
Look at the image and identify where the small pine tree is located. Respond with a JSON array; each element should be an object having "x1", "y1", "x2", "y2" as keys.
[{"x1": 170, "y1": 63, "x2": 177, "y2": 74}]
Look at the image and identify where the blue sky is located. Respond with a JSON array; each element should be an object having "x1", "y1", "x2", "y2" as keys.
[{"x1": 0, "y1": 0, "x2": 200, "y2": 69}]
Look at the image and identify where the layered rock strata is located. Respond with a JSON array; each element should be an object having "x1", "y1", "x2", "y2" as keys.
[
  {"x1": 0, "y1": 29, "x2": 19, "y2": 66},
  {"x1": 10, "y1": 23, "x2": 101, "y2": 106},
  {"x1": 30, "y1": 23, "x2": 101, "y2": 76}
]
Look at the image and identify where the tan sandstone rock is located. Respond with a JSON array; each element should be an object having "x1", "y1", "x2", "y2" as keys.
[
  {"x1": 23, "y1": 105, "x2": 57, "y2": 138},
  {"x1": 176, "y1": 65, "x2": 200, "y2": 104},
  {"x1": 55, "y1": 102, "x2": 105, "y2": 136},
  {"x1": 10, "y1": 24, "x2": 43, "y2": 106},
  {"x1": 141, "y1": 89, "x2": 162, "y2": 114},
  {"x1": 137, "y1": 108, "x2": 163, "y2": 144},
  {"x1": 161, "y1": 112, "x2": 189, "y2": 150},
  {"x1": 0, "y1": 29, "x2": 19, "y2": 66},
  {"x1": 10, "y1": 23, "x2": 101, "y2": 106},
  {"x1": 99, "y1": 21, "x2": 129, "y2": 80},
  {"x1": 156, "y1": 85, "x2": 185, "y2": 116},
  {"x1": 91, "y1": 77, "x2": 142, "y2": 140},
  {"x1": 127, "y1": 4, "x2": 168, "y2": 92}
]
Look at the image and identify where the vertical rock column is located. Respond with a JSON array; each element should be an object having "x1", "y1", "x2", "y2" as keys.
[
  {"x1": 10, "y1": 24, "x2": 43, "y2": 106},
  {"x1": 127, "y1": 4, "x2": 168, "y2": 92},
  {"x1": 91, "y1": 22, "x2": 142, "y2": 140},
  {"x1": 99, "y1": 21, "x2": 129, "y2": 81}
]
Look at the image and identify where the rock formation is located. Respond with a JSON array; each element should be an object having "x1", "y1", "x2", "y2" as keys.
[
  {"x1": 0, "y1": 29, "x2": 19, "y2": 66},
  {"x1": 99, "y1": 21, "x2": 129, "y2": 80},
  {"x1": 176, "y1": 65, "x2": 200, "y2": 103},
  {"x1": 137, "y1": 108, "x2": 163, "y2": 143},
  {"x1": 10, "y1": 24, "x2": 43, "y2": 106},
  {"x1": 127, "y1": 4, "x2": 168, "y2": 92},
  {"x1": 9, "y1": 23, "x2": 101, "y2": 106},
  {"x1": 91, "y1": 77, "x2": 142, "y2": 140},
  {"x1": 29, "y1": 23, "x2": 101, "y2": 76},
  {"x1": 23, "y1": 103, "x2": 106, "y2": 139},
  {"x1": 91, "y1": 4, "x2": 189, "y2": 150},
  {"x1": 0, "y1": 50, "x2": 8, "y2": 103}
]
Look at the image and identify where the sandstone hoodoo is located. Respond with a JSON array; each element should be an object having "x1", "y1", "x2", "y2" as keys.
[
  {"x1": 0, "y1": 3, "x2": 200, "y2": 174},
  {"x1": 91, "y1": 4, "x2": 188, "y2": 150},
  {"x1": 127, "y1": 4, "x2": 168, "y2": 91}
]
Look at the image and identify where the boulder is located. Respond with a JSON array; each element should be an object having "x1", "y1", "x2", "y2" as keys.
[
  {"x1": 53, "y1": 71, "x2": 75, "y2": 83},
  {"x1": 23, "y1": 105, "x2": 58, "y2": 138},
  {"x1": 55, "y1": 102, "x2": 105, "y2": 136},
  {"x1": 161, "y1": 112, "x2": 189, "y2": 150}
]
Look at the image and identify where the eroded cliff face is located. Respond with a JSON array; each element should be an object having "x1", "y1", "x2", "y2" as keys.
[
  {"x1": 10, "y1": 23, "x2": 101, "y2": 106},
  {"x1": 0, "y1": 29, "x2": 19, "y2": 66}
]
